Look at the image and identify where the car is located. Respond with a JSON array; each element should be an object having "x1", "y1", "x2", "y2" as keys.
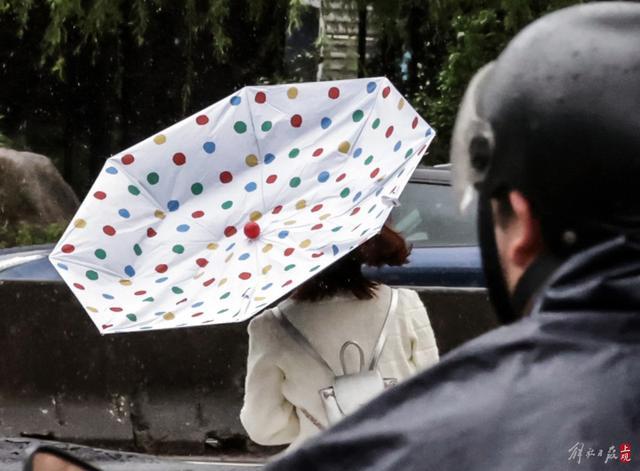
[{"x1": 0, "y1": 167, "x2": 495, "y2": 466}]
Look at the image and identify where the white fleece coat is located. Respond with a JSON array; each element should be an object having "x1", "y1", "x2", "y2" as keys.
[{"x1": 240, "y1": 285, "x2": 439, "y2": 449}]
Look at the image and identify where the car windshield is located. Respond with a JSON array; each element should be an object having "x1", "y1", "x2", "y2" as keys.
[{"x1": 392, "y1": 179, "x2": 477, "y2": 247}]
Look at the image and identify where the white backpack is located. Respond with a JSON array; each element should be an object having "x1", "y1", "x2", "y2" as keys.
[{"x1": 273, "y1": 289, "x2": 398, "y2": 427}]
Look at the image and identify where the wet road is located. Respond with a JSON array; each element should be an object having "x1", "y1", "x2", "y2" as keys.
[{"x1": 1, "y1": 438, "x2": 264, "y2": 470}]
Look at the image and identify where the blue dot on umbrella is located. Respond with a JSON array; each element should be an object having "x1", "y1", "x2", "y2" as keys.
[
  {"x1": 192, "y1": 301, "x2": 204, "y2": 308},
  {"x1": 367, "y1": 81, "x2": 377, "y2": 93},
  {"x1": 353, "y1": 148, "x2": 362, "y2": 158},
  {"x1": 332, "y1": 245, "x2": 340, "y2": 255},
  {"x1": 278, "y1": 230, "x2": 289, "y2": 239},
  {"x1": 124, "y1": 265, "x2": 136, "y2": 277},
  {"x1": 230, "y1": 96, "x2": 241, "y2": 105},
  {"x1": 156, "y1": 277, "x2": 168, "y2": 283},
  {"x1": 318, "y1": 171, "x2": 330, "y2": 183},
  {"x1": 118, "y1": 208, "x2": 130, "y2": 218},
  {"x1": 245, "y1": 182, "x2": 257, "y2": 192},
  {"x1": 106, "y1": 166, "x2": 118, "y2": 175},
  {"x1": 425, "y1": 128, "x2": 433, "y2": 137},
  {"x1": 226, "y1": 243, "x2": 235, "y2": 251},
  {"x1": 353, "y1": 191, "x2": 362, "y2": 202},
  {"x1": 239, "y1": 253, "x2": 250, "y2": 261},
  {"x1": 177, "y1": 224, "x2": 190, "y2": 232},
  {"x1": 57, "y1": 263, "x2": 68, "y2": 270},
  {"x1": 102, "y1": 293, "x2": 114, "y2": 300},
  {"x1": 264, "y1": 153, "x2": 275, "y2": 164},
  {"x1": 262, "y1": 283, "x2": 273, "y2": 290},
  {"x1": 203, "y1": 141, "x2": 216, "y2": 154},
  {"x1": 394, "y1": 140, "x2": 402, "y2": 152},
  {"x1": 321, "y1": 117, "x2": 332, "y2": 129},
  {"x1": 167, "y1": 200, "x2": 180, "y2": 212}
]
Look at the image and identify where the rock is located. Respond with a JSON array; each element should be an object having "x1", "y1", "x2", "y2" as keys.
[{"x1": 0, "y1": 148, "x2": 79, "y2": 227}]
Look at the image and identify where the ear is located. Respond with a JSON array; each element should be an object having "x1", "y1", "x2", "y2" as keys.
[{"x1": 507, "y1": 191, "x2": 543, "y2": 269}]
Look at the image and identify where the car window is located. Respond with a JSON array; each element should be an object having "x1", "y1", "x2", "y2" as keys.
[{"x1": 391, "y1": 181, "x2": 477, "y2": 247}]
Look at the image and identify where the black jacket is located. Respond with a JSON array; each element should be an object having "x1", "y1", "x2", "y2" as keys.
[{"x1": 267, "y1": 237, "x2": 640, "y2": 470}]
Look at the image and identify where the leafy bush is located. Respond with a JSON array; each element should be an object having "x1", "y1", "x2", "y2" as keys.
[{"x1": 0, "y1": 222, "x2": 65, "y2": 248}]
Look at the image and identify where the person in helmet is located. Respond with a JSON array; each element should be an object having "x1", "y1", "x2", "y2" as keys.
[{"x1": 265, "y1": 3, "x2": 640, "y2": 470}]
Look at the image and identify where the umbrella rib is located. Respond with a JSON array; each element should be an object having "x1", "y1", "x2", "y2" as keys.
[{"x1": 244, "y1": 86, "x2": 269, "y2": 216}]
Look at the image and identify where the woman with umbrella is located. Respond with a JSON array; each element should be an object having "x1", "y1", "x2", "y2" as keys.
[{"x1": 240, "y1": 224, "x2": 439, "y2": 449}]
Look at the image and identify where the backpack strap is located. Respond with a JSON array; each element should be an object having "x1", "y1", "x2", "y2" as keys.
[
  {"x1": 368, "y1": 288, "x2": 398, "y2": 371},
  {"x1": 272, "y1": 306, "x2": 335, "y2": 375}
]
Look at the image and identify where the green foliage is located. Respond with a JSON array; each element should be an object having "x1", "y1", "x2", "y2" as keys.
[{"x1": 0, "y1": 222, "x2": 65, "y2": 248}]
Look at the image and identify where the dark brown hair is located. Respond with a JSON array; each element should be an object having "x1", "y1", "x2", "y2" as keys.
[{"x1": 292, "y1": 224, "x2": 410, "y2": 302}]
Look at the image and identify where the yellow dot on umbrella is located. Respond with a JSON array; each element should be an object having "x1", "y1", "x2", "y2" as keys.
[
  {"x1": 250, "y1": 211, "x2": 263, "y2": 221},
  {"x1": 255, "y1": 296, "x2": 266, "y2": 301},
  {"x1": 119, "y1": 279, "x2": 132, "y2": 286},
  {"x1": 86, "y1": 306, "x2": 98, "y2": 313},
  {"x1": 207, "y1": 242, "x2": 219, "y2": 250},
  {"x1": 296, "y1": 200, "x2": 306, "y2": 210},
  {"x1": 284, "y1": 220, "x2": 297, "y2": 226},
  {"x1": 398, "y1": 98, "x2": 405, "y2": 110},
  {"x1": 163, "y1": 312, "x2": 175, "y2": 320},
  {"x1": 245, "y1": 154, "x2": 259, "y2": 167},
  {"x1": 74, "y1": 218, "x2": 87, "y2": 229},
  {"x1": 287, "y1": 87, "x2": 298, "y2": 99},
  {"x1": 262, "y1": 265, "x2": 272, "y2": 274},
  {"x1": 219, "y1": 277, "x2": 228, "y2": 286},
  {"x1": 154, "y1": 134, "x2": 167, "y2": 145},
  {"x1": 300, "y1": 239, "x2": 311, "y2": 248},
  {"x1": 338, "y1": 141, "x2": 351, "y2": 154},
  {"x1": 225, "y1": 253, "x2": 234, "y2": 263},
  {"x1": 154, "y1": 210, "x2": 166, "y2": 219},
  {"x1": 320, "y1": 213, "x2": 332, "y2": 220},
  {"x1": 263, "y1": 244, "x2": 273, "y2": 253}
]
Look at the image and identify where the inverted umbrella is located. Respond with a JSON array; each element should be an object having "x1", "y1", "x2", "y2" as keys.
[{"x1": 50, "y1": 77, "x2": 435, "y2": 334}]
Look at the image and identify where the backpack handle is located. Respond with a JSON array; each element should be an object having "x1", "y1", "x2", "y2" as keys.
[{"x1": 339, "y1": 341, "x2": 365, "y2": 375}]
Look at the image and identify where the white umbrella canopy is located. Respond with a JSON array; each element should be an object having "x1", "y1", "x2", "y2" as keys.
[{"x1": 50, "y1": 77, "x2": 435, "y2": 334}]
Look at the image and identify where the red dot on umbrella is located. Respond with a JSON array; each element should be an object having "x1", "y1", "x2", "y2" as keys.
[
  {"x1": 244, "y1": 221, "x2": 261, "y2": 239},
  {"x1": 290, "y1": 114, "x2": 303, "y2": 127},
  {"x1": 192, "y1": 312, "x2": 204, "y2": 317},
  {"x1": 312, "y1": 148, "x2": 323, "y2": 157},
  {"x1": 312, "y1": 224, "x2": 323, "y2": 230},
  {"x1": 284, "y1": 248, "x2": 295, "y2": 257},
  {"x1": 61, "y1": 244, "x2": 75, "y2": 253},
  {"x1": 412, "y1": 116, "x2": 419, "y2": 129},
  {"x1": 110, "y1": 307, "x2": 123, "y2": 312},
  {"x1": 203, "y1": 278, "x2": 216, "y2": 287},
  {"x1": 155, "y1": 264, "x2": 168, "y2": 273},
  {"x1": 328, "y1": 87, "x2": 340, "y2": 99},
  {"x1": 196, "y1": 258, "x2": 209, "y2": 268},
  {"x1": 224, "y1": 226, "x2": 237, "y2": 237},
  {"x1": 370, "y1": 168, "x2": 380, "y2": 178},
  {"x1": 173, "y1": 153, "x2": 186, "y2": 166},
  {"x1": 385, "y1": 126, "x2": 394, "y2": 138},
  {"x1": 147, "y1": 228, "x2": 157, "y2": 238},
  {"x1": 266, "y1": 175, "x2": 278, "y2": 184},
  {"x1": 351, "y1": 207, "x2": 361, "y2": 216},
  {"x1": 121, "y1": 154, "x2": 135, "y2": 165},
  {"x1": 134, "y1": 290, "x2": 146, "y2": 296},
  {"x1": 103, "y1": 225, "x2": 116, "y2": 236},
  {"x1": 196, "y1": 115, "x2": 209, "y2": 125},
  {"x1": 192, "y1": 210, "x2": 205, "y2": 218},
  {"x1": 282, "y1": 280, "x2": 293, "y2": 287},
  {"x1": 336, "y1": 173, "x2": 346, "y2": 182},
  {"x1": 312, "y1": 252, "x2": 324, "y2": 258},
  {"x1": 255, "y1": 91, "x2": 266, "y2": 103},
  {"x1": 73, "y1": 283, "x2": 85, "y2": 290},
  {"x1": 382, "y1": 86, "x2": 391, "y2": 98},
  {"x1": 311, "y1": 204, "x2": 323, "y2": 212},
  {"x1": 239, "y1": 272, "x2": 252, "y2": 280},
  {"x1": 220, "y1": 171, "x2": 233, "y2": 183},
  {"x1": 94, "y1": 191, "x2": 107, "y2": 200},
  {"x1": 272, "y1": 205, "x2": 283, "y2": 214}
]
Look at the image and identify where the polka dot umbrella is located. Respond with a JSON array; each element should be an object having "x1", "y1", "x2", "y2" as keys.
[{"x1": 49, "y1": 77, "x2": 435, "y2": 334}]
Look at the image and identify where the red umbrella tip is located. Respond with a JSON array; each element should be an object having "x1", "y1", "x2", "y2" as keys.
[{"x1": 244, "y1": 221, "x2": 261, "y2": 239}]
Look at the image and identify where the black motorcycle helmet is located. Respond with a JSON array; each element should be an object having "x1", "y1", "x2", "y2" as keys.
[{"x1": 451, "y1": 2, "x2": 640, "y2": 323}]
